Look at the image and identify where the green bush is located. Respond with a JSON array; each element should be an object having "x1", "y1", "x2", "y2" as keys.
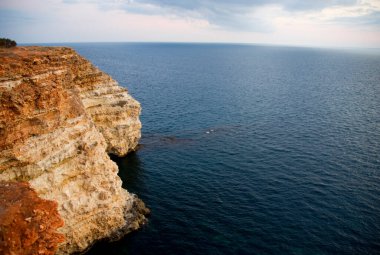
[{"x1": 0, "y1": 38, "x2": 17, "y2": 48}]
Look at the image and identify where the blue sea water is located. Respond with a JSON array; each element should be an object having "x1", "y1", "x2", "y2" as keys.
[{"x1": 68, "y1": 43, "x2": 379, "y2": 254}]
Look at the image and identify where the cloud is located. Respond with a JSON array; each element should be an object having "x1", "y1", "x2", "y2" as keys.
[
  {"x1": 0, "y1": 0, "x2": 379, "y2": 47},
  {"x1": 318, "y1": 0, "x2": 380, "y2": 25},
  {"x1": 133, "y1": 0, "x2": 358, "y2": 11},
  {"x1": 335, "y1": 10, "x2": 380, "y2": 25},
  {"x1": 61, "y1": 0, "x2": 380, "y2": 32}
]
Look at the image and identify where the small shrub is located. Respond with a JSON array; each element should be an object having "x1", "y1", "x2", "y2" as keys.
[{"x1": 0, "y1": 38, "x2": 17, "y2": 48}]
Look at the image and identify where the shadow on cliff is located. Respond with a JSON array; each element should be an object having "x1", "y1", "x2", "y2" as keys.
[{"x1": 110, "y1": 153, "x2": 145, "y2": 194}]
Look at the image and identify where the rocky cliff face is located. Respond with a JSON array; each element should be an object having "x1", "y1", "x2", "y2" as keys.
[
  {"x1": 74, "y1": 62, "x2": 141, "y2": 156},
  {"x1": 0, "y1": 47, "x2": 148, "y2": 254}
]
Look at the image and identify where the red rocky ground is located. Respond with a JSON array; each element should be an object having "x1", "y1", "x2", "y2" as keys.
[{"x1": 0, "y1": 181, "x2": 64, "y2": 255}]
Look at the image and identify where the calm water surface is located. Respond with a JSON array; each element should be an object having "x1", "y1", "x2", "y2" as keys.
[{"x1": 65, "y1": 43, "x2": 379, "y2": 254}]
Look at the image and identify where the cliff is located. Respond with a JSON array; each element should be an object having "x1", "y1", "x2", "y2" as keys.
[{"x1": 0, "y1": 47, "x2": 149, "y2": 254}]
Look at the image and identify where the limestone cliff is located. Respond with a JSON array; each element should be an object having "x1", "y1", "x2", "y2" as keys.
[{"x1": 0, "y1": 47, "x2": 148, "y2": 254}]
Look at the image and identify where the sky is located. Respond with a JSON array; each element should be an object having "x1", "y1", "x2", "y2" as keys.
[{"x1": 1, "y1": 0, "x2": 380, "y2": 48}]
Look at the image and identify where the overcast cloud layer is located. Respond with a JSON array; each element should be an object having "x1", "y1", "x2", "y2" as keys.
[{"x1": 1, "y1": 0, "x2": 379, "y2": 47}]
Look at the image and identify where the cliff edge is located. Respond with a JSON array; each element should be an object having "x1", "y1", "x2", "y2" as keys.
[{"x1": 0, "y1": 47, "x2": 148, "y2": 254}]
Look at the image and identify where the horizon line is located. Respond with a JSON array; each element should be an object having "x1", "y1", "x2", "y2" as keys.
[{"x1": 18, "y1": 41, "x2": 380, "y2": 51}]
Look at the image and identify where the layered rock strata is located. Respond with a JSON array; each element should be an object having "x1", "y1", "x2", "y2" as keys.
[
  {"x1": 0, "y1": 47, "x2": 148, "y2": 254},
  {"x1": 0, "y1": 46, "x2": 141, "y2": 156},
  {"x1": 0, "y1": 181, "x2": 65, "y2": 255}
]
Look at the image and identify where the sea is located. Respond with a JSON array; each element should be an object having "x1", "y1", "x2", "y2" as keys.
[{"x1": 54, "y1": 43, "x2": 380, "y2": 254}]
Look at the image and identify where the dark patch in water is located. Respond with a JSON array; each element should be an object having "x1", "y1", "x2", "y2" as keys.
[
  {"x1": 138, "y1": 134, "x2": 194, "y2": 150},
  {"x1": 159, "y1": 136, "x2": 193, "y2": 144},
  {"x1": 138, "y1": 124, "x2": 246, "y2": 150}
]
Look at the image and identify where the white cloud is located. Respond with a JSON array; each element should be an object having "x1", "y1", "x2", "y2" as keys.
[{"x1": 304, "y1": 0, "x2": 380, "y2": 22}]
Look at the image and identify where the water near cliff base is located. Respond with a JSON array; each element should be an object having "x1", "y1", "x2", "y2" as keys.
[{"x1": 68, "y1": 43, "x2": 379, "y2": 254}]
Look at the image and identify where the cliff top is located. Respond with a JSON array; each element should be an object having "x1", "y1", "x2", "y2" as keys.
[
  {"x1": 0, "y1": 46, "x2": 77, "y2": 81},
  {"x1": 0, "y1": 46, "x2": 74, "y2": 58}
]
